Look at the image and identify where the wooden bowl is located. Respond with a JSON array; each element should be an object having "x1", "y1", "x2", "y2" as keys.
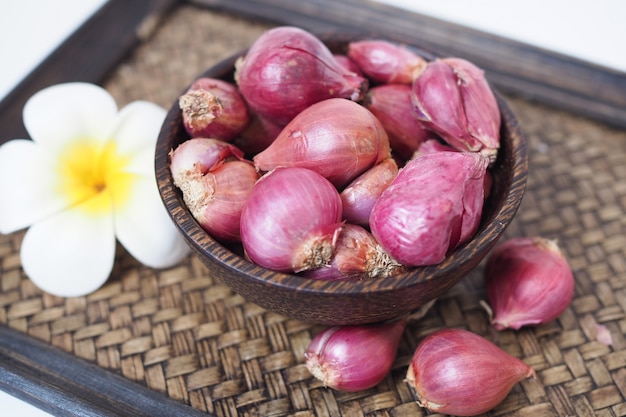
[{"x1": 155, "y1": 32, "x2": 528, "y2": 325}]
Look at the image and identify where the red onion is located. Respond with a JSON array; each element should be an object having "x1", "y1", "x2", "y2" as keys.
[
  {"x1": 304, "y1": 224, "x2": 405, "y2": 280},
  {"x1": 169, "y1": 137, "x2": 244, "y2": 189},
  {"x1": 406, "y1": 328, "x2": 535, "y2": 416},
  {"x1": 240, "y1": 167, "x2": 343, "y2": 273},
  {"x1": 370, "y1": 151, "x2": 489, "y2": 266},
  {"x1": 347, "y1": 39, "x2": 426, "y2": 84},
  {"x1": 340, "y1": 158, "x2": 398, "y2": 226},
  {"x1": 333, "y1": 54, "x2": 363, "y2": 76},
  {"x1": 179, "y1": 77, "x2": 250, "y2": 141},
  {"x1": 484, "y1": 237, "x2": 575, "y2": 330},
  {"x1": 363, "y1": 84, "x2": 434, "y2": 161},
  {"x1": 413, "y1": 138, "x2": 494, "y2": 199},
  {"x1": 233, "y1": 110, "x2": 283, "y2": 155},
  {"x1": 235, "y1": 26, "x2": 368, "y2": 126},
  {"x1": 305, "y1": 319, "x2": 406, "y2": 391},
  {"x1": 412, "y1": 138, "x2": 455, "y2": 157},
  {"x1": 411, "y1": 57, "x2": 501, "y2": 162},
  {"x1": 177, "y1": 160, "x2": 259, "y2": 242},
  {"x1": 253, "y1": 98, "x2": 391, "y2": 189}
]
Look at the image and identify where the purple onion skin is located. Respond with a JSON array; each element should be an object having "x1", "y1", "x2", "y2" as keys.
[
  {"x1": 485, "y1": 237, "x2": 575, "y2": 330},
  {"x1": 235, "y1": 26, "x2": 368, "y2": 127},
  {"x1": 240, "y1": 167, "x2": 343, "y2": 273},
  {"x1": 193, "y1": 160, "x2": 259, "y2": 242},
  {"x1": 364, "y1": 84, "x2": 434, "y2": 161},
  {"x1": 412, "y1": 138, "x2": 494, "y2": 199},
  {"x1": 303, "y1": 223, "x2": 405, "y2": 280},
  {"x1": 179, "y1": 77, "x2": 250, "y2": 141},
  {"x1": 370, "y1": 151, "x2": 489, "y2": 266},
  {"x1": 233, "y1": 111, "x2": 283, "y2": 156},
  {"x1": 333, "y1": 54, "x2": 363, "y2": 76},
  {"x1": 406, "y1": 328, "x2": 535, "y2": 416},
  {"x1": 412, "y1": 138, "x2": 455, "y2": 158},
  {"x1": 340, "y1": 158, "x2": 398, "y2": 227},
  {"x1": 253, "y1": 98, "x2": 391, "y2": 189},
  {"x1": 411, "y1": 58, "x2": 500, "y2": 162},
  {"x1": 347, "y1": 40, "x2": 426, "y2": 85},
  {"x1": 305, "y1": 319, "x2": 407, "y2": 392},
  {"x1": 169, "y1": 138, "x2": 244, "y2": 185}
]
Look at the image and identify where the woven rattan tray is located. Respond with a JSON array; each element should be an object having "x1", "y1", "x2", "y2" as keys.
[{"x1": 1, "y1": 3, "x2": 625, "y2": 416}]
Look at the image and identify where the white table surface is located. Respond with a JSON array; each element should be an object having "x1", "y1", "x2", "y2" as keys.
[{"x1": 1, "y1": 0, "x2": 625, "y2": 415}]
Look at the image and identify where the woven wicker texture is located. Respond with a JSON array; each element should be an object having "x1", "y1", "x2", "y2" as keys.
[{"x1": 1, "y1": 5, "x2": 626, "y2": 416}]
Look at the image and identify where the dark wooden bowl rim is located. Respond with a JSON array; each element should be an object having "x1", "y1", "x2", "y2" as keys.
[{"x1": 155, "y1": 30, "x2": 528, "y2": 323}]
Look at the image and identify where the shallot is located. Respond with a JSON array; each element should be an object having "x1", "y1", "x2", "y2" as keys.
[
  {"x1": 305, "y1": 318, "x2": 406, "y2": 391},
  {"x1": 340, "y1": 158, "x2": 398, "y2": 226},
  {"x1": 233, "y1": 111, "x2": 283, "y2": 155},
  {"x1": 179, "y1": 77, "x2": 250, "y2": 141},
  {"x1": 333, "y1": 54, "x2": 363, "y2": 75},
  {"x1": 406, "y1": 328, "x2": 536, "y2": 416},
  {"x1": 412, "y1": 138, "x2": 455, "y2": 157},
  {"x1": 370, "y1": 151, "x2": 489, "y2": 266},
  {"x1": 169, "y1": 139, "x2": 255, "y2": 243},
  {"x1": 169, "y1": 137, "x2": 244, "y2": 189},
  {"x1": 412, "y1": 138, "x2": 494, "y2": 199},
  {"x1": 484, "y1": 237, "x2": 575, "y2": 330},
  {"x1": 175, "y1": 160, "x2": 259, "y2": 242},
  {"x1": 304, "y1": 224, "x2": 405, "y2": 280},
  {"x1": 411, "y1": 57, "x2": 501, "y2": 162},
  {"x1": 363, "y1": 84, "x2": 433, "y2": 161},
  {"x1": 347, "y1": 39, "x2": 426, "y2": 84},
  {"x1": 253, "y1": 98, "x2": 391, "y2": 189},
  {"x1": 240, "y1": 167, "x2": 343, "y2": 273},
  {"x1": 235, "y1": 26, "x2": 368, "y2": 126}
]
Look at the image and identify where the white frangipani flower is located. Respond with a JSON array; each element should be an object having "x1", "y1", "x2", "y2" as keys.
[{"x1": 0, "y1": 83, "x2": 190, "y2": 297}]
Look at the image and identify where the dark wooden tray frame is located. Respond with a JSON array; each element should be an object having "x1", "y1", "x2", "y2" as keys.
[{"x1": 1, "y1": 0, "x2": 625, "y2": 415}]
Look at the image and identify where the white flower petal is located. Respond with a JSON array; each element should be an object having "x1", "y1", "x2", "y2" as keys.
[
  {"x1": 23, "y1": 83, "x2": 118, "y2": 152},
  {"x1": 114, "y1": 175, "x2": 189, "y2": 268},
  {"x1": 21, "y1": 195, "x2": 116, "y2": 297},
  {"x1": 126, "y1": 146, "x2": 159, "y2": 177},
  {"x1": 111, "y1": 101, "x2": 166, "y2": 175},
  {"x1": 0, "y1": 140, "x2": 69, "y2": 234}
]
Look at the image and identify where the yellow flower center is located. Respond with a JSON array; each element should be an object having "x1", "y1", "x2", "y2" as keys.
[{"x1": 57, "y1": 139, "x2": 135, "y2": 215}]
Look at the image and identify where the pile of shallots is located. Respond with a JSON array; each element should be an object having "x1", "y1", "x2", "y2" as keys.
[
  {"x1": 305, "y1": 236, "x2": 575, "y2": 416},
  {"x1": 169, "y1": 26, "x2": 577, "y2": 415},
  {"x1": 170, "y1": 25, "x2": 500, "y2": 279}
]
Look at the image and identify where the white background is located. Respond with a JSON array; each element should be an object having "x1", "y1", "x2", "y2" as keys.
[{"x1": 1, "y1": 0, "x2": 625, "y2": 415}]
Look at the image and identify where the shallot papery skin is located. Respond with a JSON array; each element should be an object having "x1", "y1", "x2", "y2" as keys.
[
  {"x1": 179, "y1": 77, "x2": 250, "y2": 141},
  {"x1": 233, "y1": 111, "x2": 283, "y2": 155},
  {"x1": 305, "y1": 319, "x2": 406, "y2": 392},
  {"x1": 240, "y1": 167, "x2": 343, "y2": 273},
  {"x1": 333, "y1": 54, "x2": 363, "y2": 76},
  {"x1": 370, "y1": 151, "x2": 488, "y2": 266},
  {"x1": 178, "y1": 160, "x2": 259, "y2": 242},
  {"x1": 406, "y1": 328, "x2": 536, "y2": 416},
  {"x1": 304, "y1": 224, "x2": 405, "y2": 280},
  {"x1": 364, "y1": 84, "x2": 434, "y2": 161},
  {"x1": 484, "y1": 237, "x2": 575, "y2": 330},
  {"x1": 411, "y1": 57, "x2": 501, "y2": 162},
  {"x1": 169, "y1": 137, "x2": 244, "y2": 188},
  {"x1": 347, "y1": 40, "x2": 427, "y2": 85},
  {"x1": 340, "y1": 158, "x2": 398, "y2": 226},
  {"x1": 412, "y1": 138, "x2": 455, "y2": 158},
  {"x1": 254, "y1": 98, "x2": 391, "y2": 189},
  {"x1": 235, "y1": 26, "x2": 368, "y2": 126},
  {"x1": 412, "y1": 139, "x2": 494, "y2": 199}
]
